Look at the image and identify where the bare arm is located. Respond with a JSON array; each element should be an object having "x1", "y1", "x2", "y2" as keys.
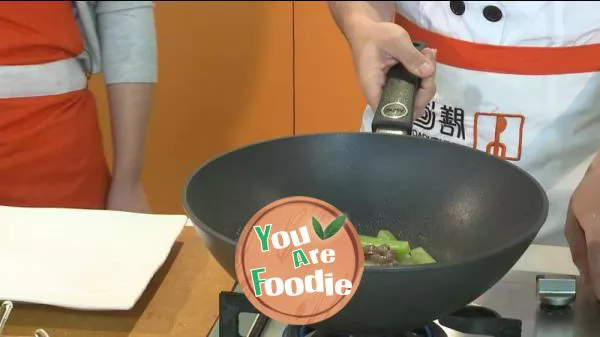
[
  {"x1": 96, "y1": 2, "x2": 157, "y2": 185},
  {"x1": 106, "y1": 83, "x2": 153, "y2": 185},
  {"x1": 327, "y1": 1, "x2": 396, "y2": 42},
  {"x1": 586, "y1": 151, "x2": 600, "y2": 174}
]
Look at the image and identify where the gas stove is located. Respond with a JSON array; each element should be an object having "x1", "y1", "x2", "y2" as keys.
[{"x1": 208, "y1": 271, "x2": 600, "y2": 337}]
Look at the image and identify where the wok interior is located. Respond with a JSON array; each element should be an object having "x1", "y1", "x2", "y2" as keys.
[{"x1": 186, "y1": 133, "x2": 547, "y2": 264}]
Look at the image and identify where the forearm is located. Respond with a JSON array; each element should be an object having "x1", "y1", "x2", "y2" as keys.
[
  {"x1": 589, "y1": 150, "x2": 600, "y2": 173},
  {"x1": 107, "y1": 83, "x2": 153, "y2": 184},
  {"x1": 327, "y1": 1, "x2": 396, "y2": 41}
]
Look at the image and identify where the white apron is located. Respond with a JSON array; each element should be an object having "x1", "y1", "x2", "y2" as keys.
[{"x1": 361, "y1": 1, "x2": 600, "y2": 246}]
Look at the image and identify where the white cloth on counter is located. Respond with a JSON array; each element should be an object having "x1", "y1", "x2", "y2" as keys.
[{"x1": 0, "y1": 206, "x2": 186, "y2": 310}]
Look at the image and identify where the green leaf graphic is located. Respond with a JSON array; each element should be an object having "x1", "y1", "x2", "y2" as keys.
[
  {"x1": 323, "y1": 214, "x2": 347, "y2": 239},
  {"x1": 312, "y1": 217, "x2": 325, "y2": 239}
]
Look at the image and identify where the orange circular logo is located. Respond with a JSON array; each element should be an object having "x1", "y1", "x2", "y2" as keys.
[{"x1": 235, "y1": 196, "x2": 364, "y2": 325}]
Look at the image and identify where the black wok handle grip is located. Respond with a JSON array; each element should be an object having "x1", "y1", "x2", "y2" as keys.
[{"x1": 371, "y1": 42, "x2": 426, "y2": 135}]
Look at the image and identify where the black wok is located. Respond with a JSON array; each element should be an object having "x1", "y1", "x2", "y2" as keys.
[{"x1": 183, "y1": 47, "x2": 548, "y2": 334}]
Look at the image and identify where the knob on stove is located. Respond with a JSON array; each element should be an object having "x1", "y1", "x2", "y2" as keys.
[{"x1": 536, "y1": 274, "x2": 577, "y2": 308}]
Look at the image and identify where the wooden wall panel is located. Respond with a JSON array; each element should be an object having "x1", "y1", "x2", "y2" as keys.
[
  {"x1": 88, "y1": 2, "x2": 370, "y2": 213},
  {"x1": 89, "y1": 2, "x2": 295, "y2": 214},
  {"x1": 293, "y1": 1, "x2": 366, "y2": 134}
]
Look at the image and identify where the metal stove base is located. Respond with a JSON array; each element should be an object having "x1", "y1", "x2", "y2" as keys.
[
  {"x1": 208, "y1": 270, "x2": 600, "y2": 337},
  {"x1": 207, "y1": 312, "x2": 287, "y2": 337}
]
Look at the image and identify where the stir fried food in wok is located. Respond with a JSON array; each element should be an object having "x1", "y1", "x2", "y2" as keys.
[{"x1": 360, "y1": 230, "x2": 436, "y2": 266}]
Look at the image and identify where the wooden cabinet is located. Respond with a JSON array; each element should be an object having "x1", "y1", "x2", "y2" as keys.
[{"x1": 90, "y1": 2, "x2": 365, "y2": 214}]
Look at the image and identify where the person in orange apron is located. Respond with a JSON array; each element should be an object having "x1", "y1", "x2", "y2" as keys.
[
  {"x1": 0, "y1": 1, "x2": 156, "y2": 213},
  {"x1": 328, "y1": 1, "x2": 600, "y2": 298}
]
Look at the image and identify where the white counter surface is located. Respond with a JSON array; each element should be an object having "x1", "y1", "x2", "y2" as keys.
[{"x1": 512, "y1": 244, "x2": 578, "y2": 275}]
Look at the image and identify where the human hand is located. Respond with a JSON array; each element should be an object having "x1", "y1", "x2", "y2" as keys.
[
  {"x1": 565, "y1": 161, "x2": 600, "y2": 299},
  {"x1": 106, "y1": 179, "x2": 151, "y2": 213},
  {"x1": 347, "y1": 19, "x2": 437, "y2": 117}
]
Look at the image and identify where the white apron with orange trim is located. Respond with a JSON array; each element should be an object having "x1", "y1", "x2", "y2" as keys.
[{"x1": 360, "y1": 1, "x2": 600, "y2": 246}]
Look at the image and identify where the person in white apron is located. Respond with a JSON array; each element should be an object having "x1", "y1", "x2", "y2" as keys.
[{"x1": 328, "y1": 1, "x2": 600, "y2": 298}]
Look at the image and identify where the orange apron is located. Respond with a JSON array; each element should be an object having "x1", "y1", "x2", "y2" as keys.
[{"x1": 0, "y1": 1, "x2": 110, "y2": 209}]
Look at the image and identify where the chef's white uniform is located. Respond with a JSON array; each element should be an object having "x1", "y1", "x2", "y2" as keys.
[{"x1": 360, "y1": 1, "x2": 600, "y2": 246}]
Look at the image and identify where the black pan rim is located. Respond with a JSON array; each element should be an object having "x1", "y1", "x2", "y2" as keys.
[{"x1": 182, "y1": 132, "x2": 550, "y2": 273}]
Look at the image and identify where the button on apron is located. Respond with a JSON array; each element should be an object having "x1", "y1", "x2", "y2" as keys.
[
  {"x1": 450, "y1": 1, "x2": 466, "y2": 16},
  {"x1": 483, "y1": 5, "x2": 503, "y2": 22}
]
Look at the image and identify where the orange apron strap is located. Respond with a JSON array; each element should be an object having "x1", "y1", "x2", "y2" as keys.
[{"x1": 394, "y1": 14, "x2": 600, "y2": 75}]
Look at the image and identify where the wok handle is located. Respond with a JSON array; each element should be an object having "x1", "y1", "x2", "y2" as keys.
[{"x1": 371, "y1": 41, "x2": 426, "y2": 135}]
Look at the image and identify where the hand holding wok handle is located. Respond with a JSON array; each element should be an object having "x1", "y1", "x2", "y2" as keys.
[{"x1": 371, "y1": 42, "x2": 426, "y2": 135}]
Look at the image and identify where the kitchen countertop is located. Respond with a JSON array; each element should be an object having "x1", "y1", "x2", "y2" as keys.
[
  {"x1": 513, "y1": 243, "x2": 579, "y2": 276},
  {"x1": 2, "y1": 226, "x2": 234, "y2": 337},
  {"x1": 1, "y1": 223, "x2": 578, "y2": 337}
]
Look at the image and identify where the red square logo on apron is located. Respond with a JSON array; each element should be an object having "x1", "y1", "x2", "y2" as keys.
[{"x1": 473, "y1": 113, "x2": 525, "y2": 161}]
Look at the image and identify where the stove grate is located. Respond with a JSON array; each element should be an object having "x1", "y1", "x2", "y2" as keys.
[
  {"x1": 282, "y1": 324, "x2": 443, "y2": 337},
  {"x1": 439, "y1": 305, "x2": 522, "y2": 337},
  {"x1": 215, "y1": 290, "x2": 522, "y2": 337}
]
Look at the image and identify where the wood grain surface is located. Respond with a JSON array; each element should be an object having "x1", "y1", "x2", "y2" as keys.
[{"x1": 2, "y1": 228, "x2": 233, "y2": 337}]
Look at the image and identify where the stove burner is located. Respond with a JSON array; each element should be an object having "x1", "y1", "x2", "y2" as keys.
[
  {"x1": 216, "y1": 289, "x2": 522, "y2": 337},
  {"x1": 281, "y1": 325, "x2": 311, "y2": 337},
  {"x1": 405, "y1": 325, "x2": 438, "y2": 337},
  {"x1": 450, "y1": 305, "x2": 500, "y2": 318},
  {"x1": 279, "y1": 305, "x2": 520, "y2": 337},
  {"x1": 282, "y1": 324, "x2": 445, "y2": 337},
  {"x1": 539, "y1": 302, "x2": 573, "y2": 317},
  {"x1": 439, "y1": 305, "x2": 521, "y2": 337}
]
